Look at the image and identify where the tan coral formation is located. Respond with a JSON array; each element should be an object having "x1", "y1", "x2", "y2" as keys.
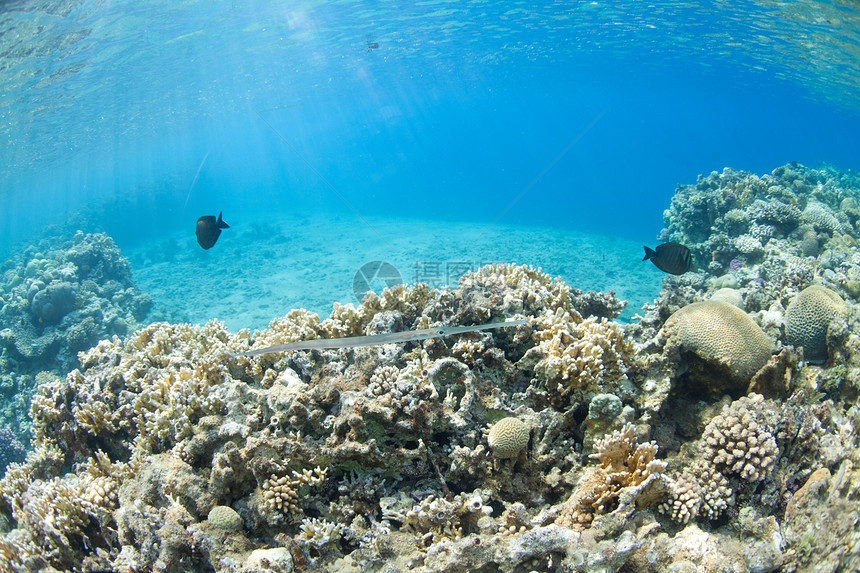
[
  {"x1": 785, "y1": 284, "x2": 848, "y2": 363},
  {"x1": 487, "y1": 417, "x2": 530, "y2": 459},
  {"x1": 557, "y1": 423, "x2": 668, "y2": 528},
  {"x1": 662, "y1": 301, "x2": 773, "y2": 392}
]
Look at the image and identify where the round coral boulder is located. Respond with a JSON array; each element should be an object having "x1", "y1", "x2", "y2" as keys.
[
  {"x1": 208, "y1": 505, "x2": 243, "y2": 531},
  {"x1": 785, "y1": 285, "x2": 847, "y2": 363},
  {"x1": 664, "y1": 301, "x2": 773, "y2": 393},
  {"x1": 488, "y1": 417, "x2": 530, "y2": 459}
]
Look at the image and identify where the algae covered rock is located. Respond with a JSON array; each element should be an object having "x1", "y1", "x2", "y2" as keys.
[
  {"x1": 785, "y1": 285, "x2": 848, "y2": 363},
  {"x1": 664, "y1": 301, "x2": 773, "y2": 393}
]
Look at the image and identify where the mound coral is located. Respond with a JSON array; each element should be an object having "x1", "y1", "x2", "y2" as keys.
[
  {"x1": 785, "y1": 285, "x2": 848, "y2": 363},
  {"x1": 663, "y1": 301, "x2": 773, "y2": 393},
  {"x1": 487, "y1": 417, "x2": 530, "y2": 459},
  {"x1": 207, "y1": 505, "x2": 242, "y2": 531}
]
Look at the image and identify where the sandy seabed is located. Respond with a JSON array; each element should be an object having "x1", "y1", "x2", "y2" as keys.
[{"x1": 125, "y1": 214, "x2": 662, "y2": 331}]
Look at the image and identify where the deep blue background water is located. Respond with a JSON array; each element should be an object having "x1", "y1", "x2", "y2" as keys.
[{"x1": 2, "y1": 0, "x2": 860, "y2": 257}]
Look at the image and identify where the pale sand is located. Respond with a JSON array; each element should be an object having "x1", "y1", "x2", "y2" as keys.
[{"x1": 125, "y1": 214, "x2": 663, "y2": 332}]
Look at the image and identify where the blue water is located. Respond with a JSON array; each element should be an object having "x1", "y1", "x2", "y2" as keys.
[{"x1": 2, "y1": 0, "x2": 860, "y2": 255}]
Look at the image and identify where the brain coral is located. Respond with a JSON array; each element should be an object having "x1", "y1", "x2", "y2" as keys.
[
  {"x1": 208, "y1": 505, "x2": 243, "y2": 531},
  {"x1": 488, "y1": 417, "x2": 530, "y2": 459},
  {"x1": 785, "y1": 285, "x2": 848, "y2": 363},
  {"x1": 663, "y1": 301, "x2": 773, "y2": 392}
]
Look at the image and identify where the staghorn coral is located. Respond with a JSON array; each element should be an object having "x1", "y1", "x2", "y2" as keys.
[
  {"x1": 456, "y1": 263, "x2": 577, "y2": 319},
  {"x1": 749, "y1": 198, "x2": 803, "y2": 232},
  {"x1": 298, "y1": 517, "x2": 344, "y2": 547},
  {"x1": 785, "y1": 284, "x2": 848, "y2": 363},
  {"x1": 662, "y1": 300, "x2": 773, "y2": 393}
]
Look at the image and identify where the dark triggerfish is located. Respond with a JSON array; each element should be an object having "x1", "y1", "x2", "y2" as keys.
[
  {"x1": 196, "y1": 211, "x2": 230, "y2": 249},
  {"x1": 643, "y1": 242, "x2": 692, "y2": 275}
]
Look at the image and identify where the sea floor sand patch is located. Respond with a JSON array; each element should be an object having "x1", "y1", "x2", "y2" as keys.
[{"x1": 124, "y1": 214, "x2": 663, "y2": 331}]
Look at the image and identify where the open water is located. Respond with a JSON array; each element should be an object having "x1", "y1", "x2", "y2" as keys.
[{"x1": 1, "y1": 0, "x2": 860, "y2": 332}]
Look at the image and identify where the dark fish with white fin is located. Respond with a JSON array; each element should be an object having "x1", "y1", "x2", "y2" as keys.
[
  {"x1": 196, "y1": 211, "x2": 230, "y2": 249},
  {"x1": 643, "y1": 242, "x2": 692, "y2": 275}
]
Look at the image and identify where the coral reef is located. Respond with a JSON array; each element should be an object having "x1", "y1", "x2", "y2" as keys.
[
  {"x1": 2, "y1": 162, "x2": 860, "y2": 571},
  {"x1": 0, "y1": 231, "x2": 151, "y2": 442}
]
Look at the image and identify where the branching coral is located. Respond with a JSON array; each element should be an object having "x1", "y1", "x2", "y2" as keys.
[
  {"x1": 260, "y1": 467, "x2": 327, "y2": 524},
  {"x1": 701, "y1": 394, "x2": 778, "y2": 482},
  {"x1": 661, "y1": 394, "x2": 782, "y2": 525},
  {"x1": 582, "y1": 423, "x2": 668, "y2": 514},
  {"x1": 659, "y1": 461, "x2": 734, "y2": 523},
  {"x1": 526, "y1": 312, "x2": 635, "y2": 401},
  {"x1": 383, "y1": 490, "x2": 492, "y2": 543}
]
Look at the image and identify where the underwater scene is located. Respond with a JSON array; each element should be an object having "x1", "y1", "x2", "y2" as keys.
[{"x1": 3, "y1": 0, "x2": 860, "y2": 571}]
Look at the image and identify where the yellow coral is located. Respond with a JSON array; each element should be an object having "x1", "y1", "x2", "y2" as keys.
[{"x1": 583, "y1": 423, "x2": 667, "y2": 514}]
